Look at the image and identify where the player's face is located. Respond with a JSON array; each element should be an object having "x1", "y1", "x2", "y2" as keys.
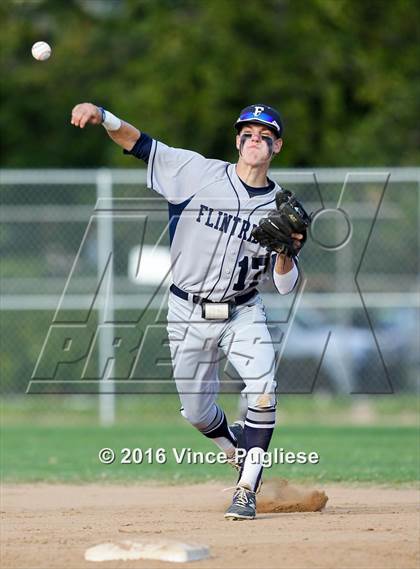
[{"x1": 236, "y1": 124, "x2": 282, "y2": 166}]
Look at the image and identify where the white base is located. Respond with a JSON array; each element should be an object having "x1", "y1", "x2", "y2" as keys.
[{"x1": 85, "y1": 539, "x2": 210, "y2": 563}]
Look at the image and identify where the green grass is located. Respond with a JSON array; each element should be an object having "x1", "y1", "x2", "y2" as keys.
[
  {"x1": 1, "y1": 423, "x2": 418, "y2": 484},
  {"x1": 1, "y1": 395, "x2": 418, "y2": 484},
  {"x1": 2, "y1": 394, "x2": 419, "y2": 426}
]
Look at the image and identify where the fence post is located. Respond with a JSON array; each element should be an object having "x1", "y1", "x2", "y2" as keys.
[{"x1": 96, "y1": 169, "x2": 115, "y2": 426}]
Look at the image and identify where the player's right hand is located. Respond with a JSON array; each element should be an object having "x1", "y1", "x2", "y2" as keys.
[{"x1": 71, "y1": 103, "x2": 102, "y2": 128}]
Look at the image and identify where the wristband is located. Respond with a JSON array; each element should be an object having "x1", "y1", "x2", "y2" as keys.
[{"x1": 98, "y1": 107, "x2": 122, "y2": 131}]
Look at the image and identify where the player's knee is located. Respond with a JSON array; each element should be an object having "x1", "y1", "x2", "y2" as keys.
[
  {"x1": 247, "y1": 392, "x2": 277, "y2": 410},
  {"x1": 243, "y1": 378, "x2": 277, "y2": 408},
  {"x1": 180, "y1": 406, "x2": 214, "y2": 431}
]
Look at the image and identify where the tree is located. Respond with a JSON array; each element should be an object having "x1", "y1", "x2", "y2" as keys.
[{"x1": 1, "y1": 0, "x2": 419, "y2": 168}]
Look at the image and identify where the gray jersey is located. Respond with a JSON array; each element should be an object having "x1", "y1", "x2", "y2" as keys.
[{"x1": 147, "y1": 140, "x2": 281, "y2": 301}]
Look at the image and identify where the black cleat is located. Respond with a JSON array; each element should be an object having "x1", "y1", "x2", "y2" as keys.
[
  {"x1": 224, "y1": 485, "x2": 256, "y2": 520},
  {"x1": 229, "y1": 420, "x2": 245, "y2": 449},
  {"x1": 227, "y1": 421, "x2": 245, "y2": 471}
]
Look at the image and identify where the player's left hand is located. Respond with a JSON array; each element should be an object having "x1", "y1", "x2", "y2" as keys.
[
  {"x1": 291, "y1": 233, "x2": 304, "y2": 251},
  {"x1": 251, "y1": 191, "x2": 311, "y2": 257}
]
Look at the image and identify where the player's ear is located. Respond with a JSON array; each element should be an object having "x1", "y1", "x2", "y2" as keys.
[
  {"x1": 235, "y1": 134, "x2": 241, "y2": 151},
  {"x1": 273, "y1": 138, "x2": 283, "y2": 155}
]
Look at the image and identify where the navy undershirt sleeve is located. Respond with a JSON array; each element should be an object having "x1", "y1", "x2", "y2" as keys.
[{"x1": 123, "y1": 132, "x2": 153, "y2": 163}]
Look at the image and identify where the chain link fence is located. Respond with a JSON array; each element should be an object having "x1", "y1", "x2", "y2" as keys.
[{"x1": 1, "y1": 168, "x2": 418, "y2": 422}]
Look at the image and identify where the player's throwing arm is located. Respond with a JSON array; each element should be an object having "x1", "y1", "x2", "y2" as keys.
[{"x1": 71, "y1": 103, "x2": 139, "y2": 150}]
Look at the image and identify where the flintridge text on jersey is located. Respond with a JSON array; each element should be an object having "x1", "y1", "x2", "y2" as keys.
[{"x1": 196, "y1": 204, "x2": 259, "y2": 243}]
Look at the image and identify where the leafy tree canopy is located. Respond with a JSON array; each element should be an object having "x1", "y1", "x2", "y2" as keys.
[{"x1": 1, "y1": 0, "x2": 419, "y2": 167}]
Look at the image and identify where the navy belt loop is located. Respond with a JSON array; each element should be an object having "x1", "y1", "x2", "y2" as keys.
[{"x1": 170, "y1": 284, "x2": 257, "y2": 306}]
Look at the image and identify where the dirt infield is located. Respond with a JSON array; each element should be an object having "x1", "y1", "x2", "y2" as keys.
[{"x1": 2, "y1": 482, "x2": 419, "y2": 569}]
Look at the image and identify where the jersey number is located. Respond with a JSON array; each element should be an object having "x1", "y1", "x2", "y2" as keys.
[{"x1": 233, "y1": 255, "x2": 269, "y2": 291}]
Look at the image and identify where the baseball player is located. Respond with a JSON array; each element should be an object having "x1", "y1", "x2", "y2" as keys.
[{"x1": 71, "y1": 102, "x2": 309, "y2": 520}]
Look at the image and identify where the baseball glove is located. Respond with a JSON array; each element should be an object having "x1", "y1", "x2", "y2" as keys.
[{"x1": 251, "y1": 189, "x2": 312, "y2": 257}]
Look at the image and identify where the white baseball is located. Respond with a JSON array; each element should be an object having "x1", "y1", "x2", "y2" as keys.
[{"x1": 31, "y1": 41, "x2": 52, "y2": 61}]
